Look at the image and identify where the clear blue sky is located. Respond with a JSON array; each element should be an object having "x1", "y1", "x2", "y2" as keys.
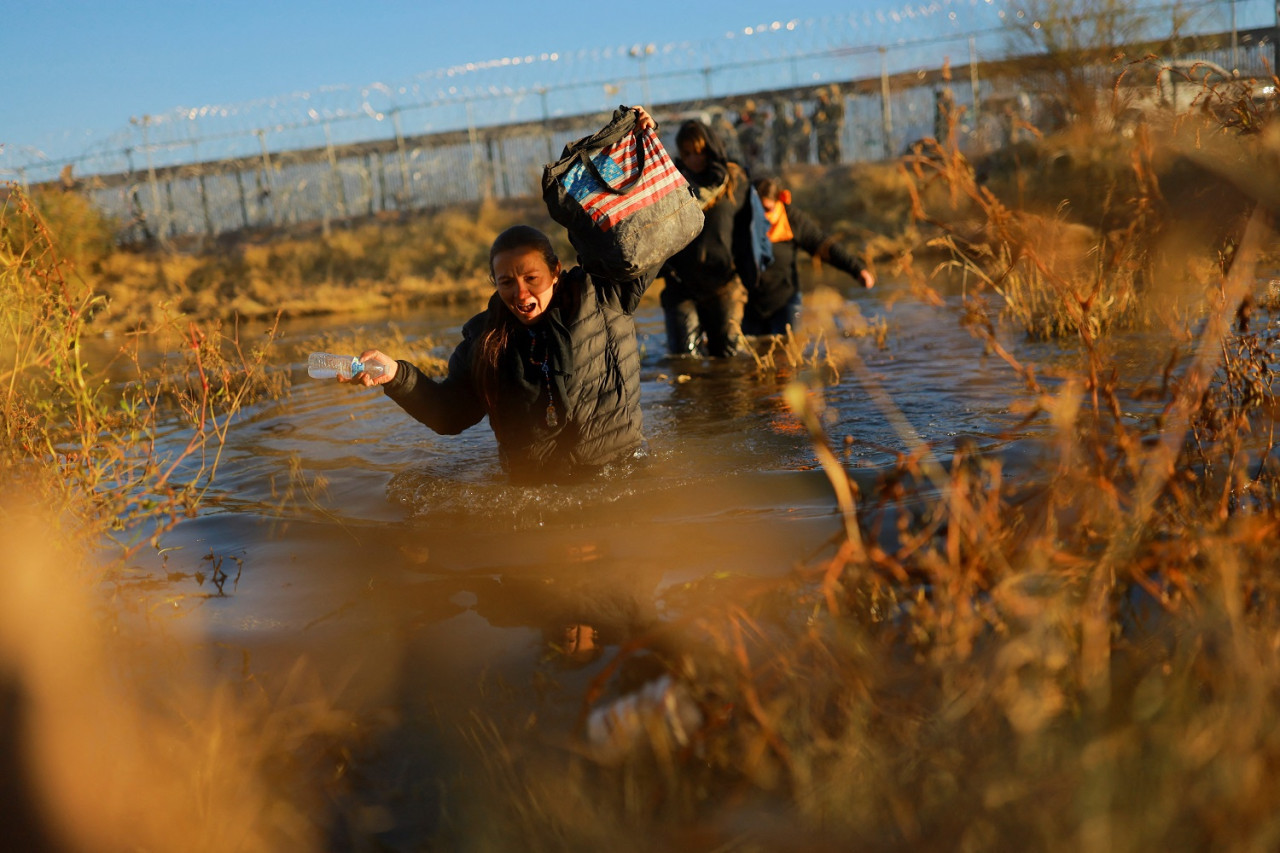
[
  {"x1": 4, "y1": 0, "x2": 901, "y2": 167},
  {"x1": 6, "y1": 0, "x2": 1265, "y2": 173}
]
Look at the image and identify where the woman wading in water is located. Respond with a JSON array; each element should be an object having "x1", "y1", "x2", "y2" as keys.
[
  {"x1": 658, "y1": 118, "x2": 757, "y2": 358},
  {"x1": 340, "y1": 108, "x2": 669, "y2": 484}
]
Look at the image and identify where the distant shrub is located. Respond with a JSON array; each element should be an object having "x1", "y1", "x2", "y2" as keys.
[{"x1": 1, "y1": 185, "x2": 118, "y2": 274}]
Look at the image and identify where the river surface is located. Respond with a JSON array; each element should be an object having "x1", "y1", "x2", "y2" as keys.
[{"x1": 103, "y1": 270, "x2": 1245, "y2": 846}]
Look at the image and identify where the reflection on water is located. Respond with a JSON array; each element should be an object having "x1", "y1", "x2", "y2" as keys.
[{"x1": 83, "y1": 275, "x2": 1216, "y2": 846}]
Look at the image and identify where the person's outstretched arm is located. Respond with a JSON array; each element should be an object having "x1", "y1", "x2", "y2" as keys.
[
  {"x1": 789, "y1": 207, "x2": 875, "y2": 289},
  {"x1": 599, "y1": 266, "x2": 662, "y2": 315},
  {"x1": 347, "y1": 335, "x2": 487, "y2": 435}
]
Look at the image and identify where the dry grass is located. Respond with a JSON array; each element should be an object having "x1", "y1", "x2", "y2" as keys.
[
  {"x1": 82, "y1": 197, "x2": 572, "y2": 332},
  {"x1": 0, "y1": 518, "x2": 345, "y2": 853},
  {"x1": 903, "y1": 58, "x2": 1277, "y2": 342},
  {"x1": 1, "y1": 187, "x2": 287, "y2": 552}
]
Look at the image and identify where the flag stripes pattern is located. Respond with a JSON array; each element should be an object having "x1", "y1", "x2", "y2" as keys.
[{"x1": 560, "y1": 128, "x2": 689, "y2": 233}]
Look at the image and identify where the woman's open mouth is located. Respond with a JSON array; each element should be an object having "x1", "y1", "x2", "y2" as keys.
[{"x1": 515, "y1": 300, "x2": 539, "y2": 316}]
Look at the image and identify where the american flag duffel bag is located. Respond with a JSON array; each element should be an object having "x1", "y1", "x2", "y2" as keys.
[{"x1": 542, "y1": 105, "x2": 703, "y2": 281}]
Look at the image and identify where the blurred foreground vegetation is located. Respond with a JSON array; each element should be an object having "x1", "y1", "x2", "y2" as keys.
[{"x1": 3, "y1": 58, "x2": 1280, "y2": 851}]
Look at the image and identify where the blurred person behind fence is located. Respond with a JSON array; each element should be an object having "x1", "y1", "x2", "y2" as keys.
[
  {"x1": 770, "y1": 101, "x2": 794, "y2": 170},
  {"x1": 813, "y1": 86, "x2": 845, "y2": 165},
  {"x1": 790, "y1": 103, "x2": 812, "y2": 165},
  {"x1": 735, "y1": 99, "x2": 765, "y2": 175}
]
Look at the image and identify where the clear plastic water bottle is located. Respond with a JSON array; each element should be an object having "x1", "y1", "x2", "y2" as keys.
[
  {"x1": 306, "y1": 352, "x2": 387, "y2": 380},
  {"x1": 585, "y1": 675, "x2": 703, "y2": 764}
]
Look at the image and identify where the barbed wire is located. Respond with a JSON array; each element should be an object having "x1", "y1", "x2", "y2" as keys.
[{"x1": 2, "y1": 0, "x2": 1273, "y2": 185}]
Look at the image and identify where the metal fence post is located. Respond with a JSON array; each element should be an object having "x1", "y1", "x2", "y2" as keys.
[
  {"x1": 392, "y1": 108, "x2": 411, "y2": 208},
  {"x1": 467, "y1": 101, "x2": 488, "y2": 201},
  {"x1": 363, "y1": 154, "x2": 377, "y2": 216},
  {"x1": 879, "y1": 47, "x2": 894, "y2": 160},
  {"x1": 539, "y1": 88, "x2": 554, "y2": 163},
  {"x1": 137, "y1": 115, "x2": 169, "y2": 247},
  {"x1": 375, "y1": 154, "x2": 389, "y2": 212},
  {"x1": 256, "y1": 130, "x2": 278, "y2": 227},
  {"x1": 198, "y1": 171, "x2": 213, "y2": 238},
  {"x1": 164, "y1": 179, "x2": 178, "y2": 239},
  {"x1": 1230, "y1": 0, "x2": 1239, "y2": 71},
  {"x1": 187, "y1": 121, "x2": 213, "y2": 239},
  {"x1": 235, "y1": 169, "x2": 250, "y2": 230},
  {"x1": 323, "y1": 122, "x2": 348, "y2": 230},
  {"x1": 487, "y1": 136, "x2": 505, "y2": 199},
  {"x1": 969, "y1": 37, "x2": 981, "y2": 120}
]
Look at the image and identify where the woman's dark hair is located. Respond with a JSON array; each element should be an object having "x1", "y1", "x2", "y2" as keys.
[
  {"x1": 675, "y1": 119, "x2": 716, "y2": 157},
  {"x1": 488, "y1": 224, "x2": 558, "y2": 276},
  {"x1": 473, "y1": 226, "x2": 560, "y2": 415}
]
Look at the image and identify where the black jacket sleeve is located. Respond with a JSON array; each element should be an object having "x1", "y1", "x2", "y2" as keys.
[
  {"x1": 593, "y1": 265, "x2": 661, "y2": 315},
  {"x1": 789, "y1": 207, "x2": 865, "y2": 278},
  {"x1": 381, "y1": 324, "x2": 487, "y2": 435},
  {"x1": 732, "y1": 182, "x2": 764, "y2": 293}
]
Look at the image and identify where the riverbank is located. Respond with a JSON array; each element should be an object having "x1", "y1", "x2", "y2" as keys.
[
  {"x1": 13, "y1": 120, "x2": 1278, "y2": 339},
  {"x1": 66, "y1": 158, "x2": 918, "y2": 333}
]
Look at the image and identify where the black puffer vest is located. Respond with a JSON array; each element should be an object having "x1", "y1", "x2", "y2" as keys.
[{"x1": 383, "y1": 265, "x2": 654, "y2": 482}]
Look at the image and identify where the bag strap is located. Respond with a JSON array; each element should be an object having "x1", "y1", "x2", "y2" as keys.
[
  {"x1": 586, "y1": 105, "x2": 637, "y2": 150},
  {"x1": 567, "y1": 106, "x2": 649, "y2": 196}
]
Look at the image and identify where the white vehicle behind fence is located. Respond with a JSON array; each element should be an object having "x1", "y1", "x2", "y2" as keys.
[{"x1": 1108, "y1": 58, "x2": 1277, "y2": 135}]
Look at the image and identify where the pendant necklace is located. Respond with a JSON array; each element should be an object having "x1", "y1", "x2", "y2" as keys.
[{"x1": 529, "y1": 328, "x2": 559, "y2": 428}]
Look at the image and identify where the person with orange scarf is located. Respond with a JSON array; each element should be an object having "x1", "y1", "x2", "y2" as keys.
[{"x1": 743, "y1": 177, "x2": 875, "y2": 336}]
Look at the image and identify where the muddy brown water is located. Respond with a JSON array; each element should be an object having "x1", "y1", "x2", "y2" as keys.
[{"x1": 102, "y1": 272, "x2": 1225, "y2": 845}]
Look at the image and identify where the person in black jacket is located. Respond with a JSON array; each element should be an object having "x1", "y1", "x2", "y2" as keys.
[
  {"x1": 343, "y1": 109, "x2": 664, "y2": 484},
  {"x1": 659, "y1": 119, "x2": 757, "y2": 357},
  {"x1": 742, "y1": 177, "x2": 875, "y2": 337}
]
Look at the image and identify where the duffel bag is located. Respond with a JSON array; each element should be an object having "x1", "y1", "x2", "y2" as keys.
[{"x1": 542, "y1": 105, "x2": 703, "y2": 281}]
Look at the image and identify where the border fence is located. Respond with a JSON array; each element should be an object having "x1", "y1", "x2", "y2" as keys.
[{"x1": 5, "y1": 0, "x2": 1276, "y2": 245}]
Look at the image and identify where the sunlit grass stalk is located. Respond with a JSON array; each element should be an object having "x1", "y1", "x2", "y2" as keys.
[{"x1": 1, "y1": 183, "x2": 279, "y2": 561}]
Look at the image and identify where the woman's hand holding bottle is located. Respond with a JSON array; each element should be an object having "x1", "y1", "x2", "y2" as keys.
[
  {"x1": 344, "y1": 350, "x2": 397, "y2": 386},
  {"x1": 307, "y1": 350, "x2": 397, "y2": 385}
]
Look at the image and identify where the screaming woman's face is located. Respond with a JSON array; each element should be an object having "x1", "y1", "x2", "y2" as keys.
[{"x1": 492, "y1": 247, "x2": 561, "y2": 325}]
